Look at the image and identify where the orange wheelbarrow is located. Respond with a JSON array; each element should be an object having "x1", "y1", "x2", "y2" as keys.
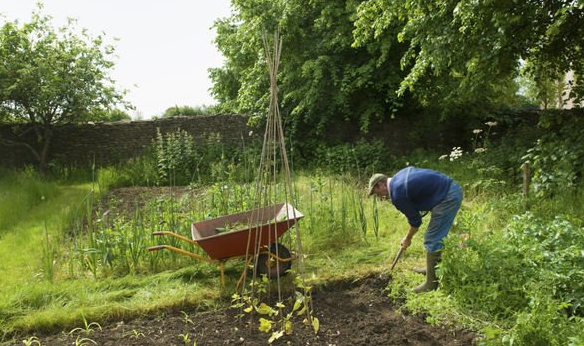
[{"x1": 148, "y1": 203, "x2": 304, "y2": 286}]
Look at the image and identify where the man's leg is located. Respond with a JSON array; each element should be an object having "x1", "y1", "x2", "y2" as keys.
[{"x1": 414, "y1": 183, "x2": 463, "y2": 293}]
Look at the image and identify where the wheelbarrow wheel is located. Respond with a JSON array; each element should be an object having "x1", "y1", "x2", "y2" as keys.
[{"x1": 256, "y1": 243, "x2": 292, "y2": 279}]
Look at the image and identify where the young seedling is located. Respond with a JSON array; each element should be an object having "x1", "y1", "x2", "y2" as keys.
[
  {"x1": 181, "y1": 311, "x2": 194, "y2": 325},
  {"x1": 73, "y1": 336, "x2": 96, "y2": 346},
  {"x1": 178, "y1": 333, "x2": 191, "y2": 344},
  {"x1": 122, "y1": 329, "x2": 145, "y2": 339},
  {"x1": 69, "y1": 316, "x2": 102, "y2": 336},
  {"x1": 21, "y1": 336, "x2": 41, "y2": 346}
]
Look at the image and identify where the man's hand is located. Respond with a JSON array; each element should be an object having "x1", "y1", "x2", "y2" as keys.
[
  {"x1": 400, "y1": 236, "x2": 412, "y2": 249},
  {"x1": 400, "y1": 226, "x2": 419, "y2": 249}
]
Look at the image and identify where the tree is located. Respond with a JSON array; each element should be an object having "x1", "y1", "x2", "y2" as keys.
[
  {"x1": 210, "y1": 0, "x2": 416, "y2": 138},
  {"x1": 0, "y1": 5, "x2": 128, "y2": 174},
  {"x1": 353, "y1": 0, "x2": 584, "y2": 111},
  {"x1": 162, "y1": 105, "x2": 213, "y2": 117}
]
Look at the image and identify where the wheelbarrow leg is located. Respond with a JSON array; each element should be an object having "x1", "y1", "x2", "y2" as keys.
[{"x1": 219, "y1": 262, "x2": 226, "y2": 287}]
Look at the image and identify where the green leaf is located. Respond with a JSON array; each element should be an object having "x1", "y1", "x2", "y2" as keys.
[
  {"x1": 256, "y1": 303, "x2": 275, "y2": 315},
  {"x1": 268, "y1": 330, "x2": 284, "y2": 344},
  {"x1": 258, "y1": 318, "x2": 273, "y2": 333},
  {"x1": 311, "y1": 317, "x2": 320, "y2": 333}
]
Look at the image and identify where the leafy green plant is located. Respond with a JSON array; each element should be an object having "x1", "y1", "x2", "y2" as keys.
[
  {"x1": 178, "y1": 333, "x2": 192, "y2": 345},
  {"x1": 522, "y1": 111, "x2": 584, "y2": 197},
  {"x1": 122, "y1": 329, "x2": 145, "y2": 339},
  {"x1": 155, "y1": 128, "x2": 199, "y2": 185},
  {"x1": 231, "y1": 274, "x2": 318, "y2": 344},
  {"x1": 181, "y1": 311, "x2": 194, "y2": 325},
  {"x1": 73, "y1": 336, "x2": 96, "y2": 346},
  {"x1": 440, "y1": 212, "x2": 584, "y2": 345}
]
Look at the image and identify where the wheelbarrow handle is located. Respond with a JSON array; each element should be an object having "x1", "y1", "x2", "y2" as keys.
[
  {"x1": 148, "y1": 245, "x2": 166, "y2": 251},
  {"x1": 152, "y1": 231, "x2": 165, "y2": 236}
]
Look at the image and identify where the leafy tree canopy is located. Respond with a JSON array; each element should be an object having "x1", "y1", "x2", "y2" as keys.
[
  {"x1": 353, "y1": 0, "x2": 584, "y2": 109},
  {"x1": 210, "y1": 0, "x2": 416, "y2": 136},
  {"x1": 162, "y1": 105, "x2": 214, "y2": 118},
  {"x1": 97, "y1": 108, "x2": 132, "y2": 122},
  {"x1": 0, "y1": 4, "x2": 129, "y2": 173}
]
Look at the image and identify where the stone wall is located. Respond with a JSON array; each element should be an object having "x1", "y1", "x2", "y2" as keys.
[
  {"x1": 0, "y1": 111, "x2": 541, "y2": 169},
  {"x1": 0, "y1": 115, "x2": 255, "y2": 168}
]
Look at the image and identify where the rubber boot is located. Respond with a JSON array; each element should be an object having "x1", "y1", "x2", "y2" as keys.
[
  {"x1": 412, "y1": 251, "x2": 441, "y2": 293},
  {"x1": 411, "y1": 266, "x2": 426, "y2": 275}
]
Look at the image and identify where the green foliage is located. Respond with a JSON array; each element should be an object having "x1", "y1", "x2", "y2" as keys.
[
  {"x1": 311, "y1": 139, "x2": 395, "y2": 174},
  {"x1": 522, "y1": 110, "x2": 584, "y2": 197},
  {"x1": 517, "y1": 61, "x2": 567, "y2": 110},
  {"x1": 508, "y1": 289, "x2": 578, "y2": 346},
  {"x1": 103, "y1": 109, "x2": 132, "y2": 122},
  {"x1": 97, "y1": 154, "x2": 159, "y2": 190},
  {"x1": 0, "y1": 4, "x2": 128, "y2": 173},
  {"x1": 154, "y1": 129, "x2": 199, "y2": 185},
  {"x1": 210, "y1": 0, "x2": 416, "y2": 139},
  {"x1": 353, "y1": 0, "x2": 584, "y2": 112},
  {"x1": 152, "y1": 128, "x2": 260, "y2": 187},
  {"x1": 162, "y1": 105, "x2": 214, "y2": 117},
  {"x1": 441, "y1": 212, "x2": 584, "y2": 345}
]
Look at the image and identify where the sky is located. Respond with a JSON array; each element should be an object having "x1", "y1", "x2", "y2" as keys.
[{"x1": 0, "y1": 0, "x2": 233, "y2": 119}]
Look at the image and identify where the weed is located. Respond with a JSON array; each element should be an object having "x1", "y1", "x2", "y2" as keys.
[
  {"x1": 69, "y1": 316, "x2": 102, "y2": 336},
  {"x1": 73, "y1": 336, "x2": 96, "y2": 346},
  {"x1": 21, "y1": 336, "x2": 41, "y2": 346},
  {"x1": 122, "y1": 329, "x2": 145, "y2": 339},
  {"x1": 232, "y1": 272, "x2": 318, "y2": 344},
  {"x1": 178, "y1": 333, "x2": 196, "y2": 345},
  {"x1": 181, "y1": 311, "x2": 194, "y2": 325}
]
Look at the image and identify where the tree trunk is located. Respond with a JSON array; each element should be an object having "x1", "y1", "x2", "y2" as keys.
[{"x1": 38, "y1": 126, "x2": 53, "y2": 178}]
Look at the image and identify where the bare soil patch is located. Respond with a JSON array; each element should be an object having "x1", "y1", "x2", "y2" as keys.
[{"x1": 13, "y1": 275, "x2": 476, "y2": 346}]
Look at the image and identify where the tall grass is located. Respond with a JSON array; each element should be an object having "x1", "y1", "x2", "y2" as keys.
[
  {"x1": 64, "y1": 172, "x2": 378, "y2": 278},
  {"x1": 0, "y1": 167, "x2": 60, "y2": 234}
]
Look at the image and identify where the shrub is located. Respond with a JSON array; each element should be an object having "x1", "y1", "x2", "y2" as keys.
[
  {"x1": 441, "y1": 212, "x2": 584, "y2": 345},
  {"x1": 162, "y1": 105, "x2": 213, "y2": 117},
  {"x1": 522, "y1": 110, "x2": 584, "y2": 197},
  {"x1": 154, "y1": 128, "x2": 199, "y2": 185},
  {"x1": 313, "y1": 139, "x2": 395, "y2": 174}
]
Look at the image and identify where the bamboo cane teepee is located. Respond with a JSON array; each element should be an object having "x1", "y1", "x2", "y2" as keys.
[
  {"x1": 236, "y1": 31, "x2": 316, "y2": 335},
  {"x1": 239, "y1": 29, "x2": 306, "y2": 289}
]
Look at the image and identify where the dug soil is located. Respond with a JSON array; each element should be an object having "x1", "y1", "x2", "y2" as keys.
[{"x1": 12, "y1": 275, "x2": 477, "y2": 346}]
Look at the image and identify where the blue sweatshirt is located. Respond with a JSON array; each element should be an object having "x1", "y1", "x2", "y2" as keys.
[{"x1": 389, "y1": 167, "x2": 453, "y2": 228}]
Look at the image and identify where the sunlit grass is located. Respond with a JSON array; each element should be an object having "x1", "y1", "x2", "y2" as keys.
[
  {"x1": 0, "y1": 185, "x2": 88, "y2": 289},
  {"x1": 1, "y1": 268, "x2": 222, "y2": 335},
  {"x1": 0, "y1": 168, "x2": 60, "y2": 234}
]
